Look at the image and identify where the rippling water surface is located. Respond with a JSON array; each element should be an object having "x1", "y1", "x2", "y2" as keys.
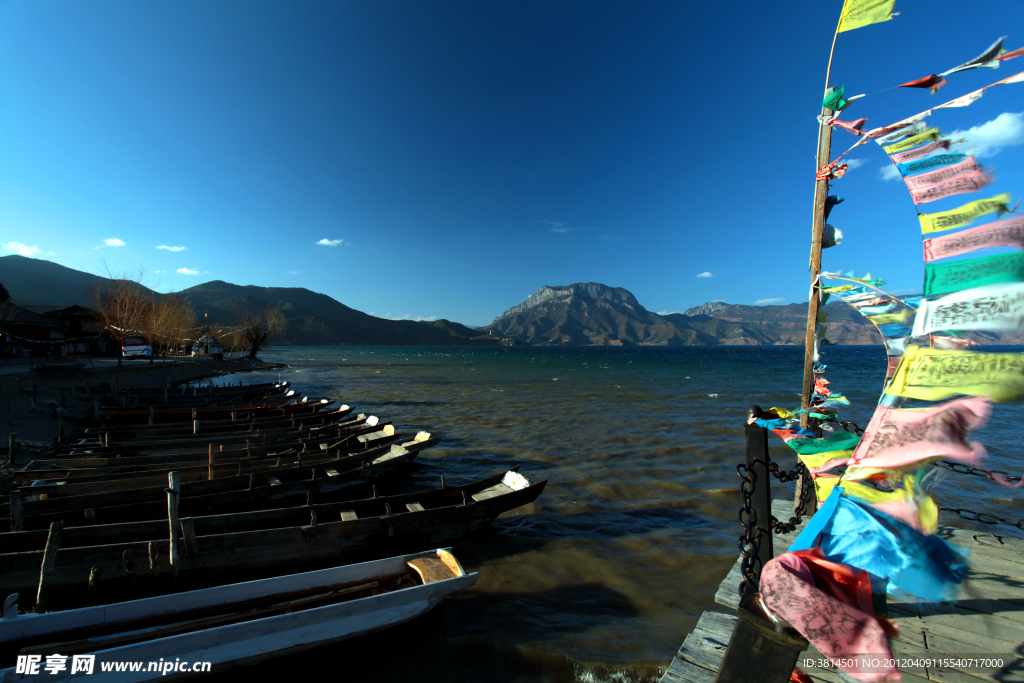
[{"x1": 220, "y1": 345, "x2": 1024, "y2": 683}]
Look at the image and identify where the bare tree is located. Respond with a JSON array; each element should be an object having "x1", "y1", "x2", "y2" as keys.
[
  {"x1": 90, "y1": 264, "x2": 154, "y2": 367},
  {"x1": 147, "y1": 293, "x2": 196, "y2": 362},
  {"x1": 0, "y1": 282, "x2": 11, "y2": 323},
  {"x1": 237, "y1": 304, "x2": 285, "y2": 358}
]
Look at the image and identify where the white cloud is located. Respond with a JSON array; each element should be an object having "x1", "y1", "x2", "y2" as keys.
[
  {"x1": 316, "y1": 238, "x2": 348, "y2": 247},
  {"x1": 949, "y1": 112, "x2": 1024, "y2": 158},
  {"x1": 156, "y1": 245, "x2": 186, "y2": 252},
  {"x1": 44, "y1": 251, "x2": 55, "y2": 256},
  {"x1": 879, "y1": 164, "x2": 903, "y2": 181},
  {"x1": 102, "y1": 238, "x2": 125, "y2": 247},
  {"x1": 289, "y1": 270, "x2": 300, "y2": 275},
  {"x1": 696, "y1": 271, "x2": 713, "y2": 278},
  {"x1": 389, "y1": 314, "x2": 437, "y2": 321},
  {"x1": 537, "y1": 220, "x2": 565, "y2": 227},
  {"x1": 844, "y1": 158, "x2": 868, "y2": 169},
  {"x1": 657, "y1": 309, "x2": 681, "y2": 315},
  {"x1": 3, "y1": 241, "x2": 40, "y2": 256},
  {"x1": 549, "y1": 227, "x2": 572, "y2": 234},
  {"x1": 754, "y1": 297, "x2": 785, "y2": 305},
  {"x1": 176, "y1": 267, "x2": 198, "y2": 275}
]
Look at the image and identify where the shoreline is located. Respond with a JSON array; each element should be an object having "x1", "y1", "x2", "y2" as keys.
[{"x1": 0, "y1": 356, "x2": 287, "y2": 492}]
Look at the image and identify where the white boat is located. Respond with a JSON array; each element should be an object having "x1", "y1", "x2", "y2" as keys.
[{"x1": 0, "y1": 548, "x2": 476, "y2": 681}]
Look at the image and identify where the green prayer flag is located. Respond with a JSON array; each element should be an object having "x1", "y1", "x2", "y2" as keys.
[
  {"x1": 823, "y1": 86, "x2": 846, "y2": 112},
  {"x1": 785, "y1": 432, "x2": 861, "y2": 455},
  {"x1": 923, "y1": 252, "x2": 1024, "y2": 296}
]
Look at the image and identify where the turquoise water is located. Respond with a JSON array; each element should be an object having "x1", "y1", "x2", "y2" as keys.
[{"x1": 223, "y1": 345, "x2": 1024, "y2": 682}]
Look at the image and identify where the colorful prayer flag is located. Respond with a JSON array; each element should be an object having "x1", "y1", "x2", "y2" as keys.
[
  {"x1": 898, "y1": 74, "x2": 947, "y2": 93},
  {"x1": 919, "y1": 193, "x2": 1011, "y2": 234},
  {"x1": 922, "y1": 216, "x2": 1024, "y2": 262},
  {"x1": 896, "y1": 152, "x2": 966, "y2": 177},
  {"x1": 924, "y1": 252, "x2": 1024, "y2": 296},
  {"x1": 912, "y1": 283, "x2": 1024, "y2": 336},
  {"x1": 837, "y1": 0, "x2": 896, "y2": 33},
  {"x1": 903, "y1": 156, "x2": 980, "y2": 191},
  {"x1": 940, "y1": 36, "x2": 1006, "y2": 76},
  {"x1": 883, "y1": 128, "x2": 940, "y2": 153},
  {"x1": 890, "y1": 139, "x2": 952, "y2": 163},
  {"x1": 885, "y1": 345, "x2": 1024, "y2": 402}
]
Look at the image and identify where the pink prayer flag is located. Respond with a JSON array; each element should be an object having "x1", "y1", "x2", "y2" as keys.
[
  {"x1": 831, "y1": 117, "x2": 868, "y2": 135},
  {"x1": 760, "y1": 553, "x2": 899, "y2": 683},
  {"x1": 909, "y1": 169, "x2": 993, "y2": 205},
  {"x1": 898, "y1": 74, "x2": 947, "y2": 93},
  {"x1": 889, "y1": 139, "x2": 951, "y2": 163},
  {"x1": 848, "y1": 396, "x2": 990, "y2": 471},
  {"x1": 923, "y1": 216, "x2": 1024, "y2": 262},
  {"x1": 904, "y1": 156, "x2": 980, "y2": 191},
  {"x1": 996, "y1": 46, "x2": 1024, "y2": 61}
]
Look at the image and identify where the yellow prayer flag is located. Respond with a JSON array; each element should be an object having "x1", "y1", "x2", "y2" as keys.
[
  {"x1": 868, "y1": 309, "x2": 912, "y2": 326},
  {"x1": 883, "y1": 128, "x2": 940, "y2": 153},
  {"x1": 918, "y1": 193, "x2": 1012, "y2": 234},
  {"x1": 886, "y1": 344, "x2": 1024, "y2": 403},
  {"x1": 838, "y1": 0, "x2": 896, "y2": 33}
]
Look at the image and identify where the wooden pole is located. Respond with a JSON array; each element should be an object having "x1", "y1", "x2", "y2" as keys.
[
  {"x1": 800, "y1": 89, "x2": 836, "y2": 427},
  {"x1": 10, "y1": 490, "x2": 23, "y2": 532},
  {"x1": 167, "y1": 471, "x2": 181, "y2": 575},
  {"x1": 35, "y1": 521, "x2": 64, "y2": 612},
  {"x1": 207, "y1": 444, "x2": 214, "y2": 481},
  {"x1": 8, "y1": 433, "x2": 14, "y2": 465}
]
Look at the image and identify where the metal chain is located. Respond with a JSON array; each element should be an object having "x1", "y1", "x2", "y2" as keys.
[
  {"x1": 939, "y1": 506, "x2": 1024, "y2": 529},
  {"x1": 768, "y1": 461, "x2": 802, "y2": 483},
  {"x1": 839, "y1": 421, "x2": 863, "y2": 435},
  {"x1": 736, "y1": 463, "x2": 762, "y2": 597},
  {"x1": 936, "y1": 461, "x2": 1022, "y2": 485},
  {"x1": 770, "y1": 461, "x2": 815, "y2": 534}
]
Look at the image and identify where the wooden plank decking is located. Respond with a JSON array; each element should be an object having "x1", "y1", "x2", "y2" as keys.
[{"x1": 661, "y1": 499, "x2": 1024, "y2": 683}]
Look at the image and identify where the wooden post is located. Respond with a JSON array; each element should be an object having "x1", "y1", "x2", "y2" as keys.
[
  {"x1": 9, "y1": 490, "x2": 23, "y2": 532},
  {"x1": 8, "y1": 433, "x2": 14, "y2": 465},
  {"x1": 744, "y1": 423, "x2": 773, "y2": 575},
  {"x1": 193, "y1": 420, "x2": 199, "y2": 435},
  {"x1": 167, "y1": 472, "x2": 180, "y2": 575},
  {"x1": 35, "y1": 521, "x2": 64, "y2": 613},
  {"x1": 149, "y1": 541, "x2": 161, "y2": 577},
  {"x1": 207, "y1": 444, "x2": 214, "y2": 481},
  {"x1": 800, "y1": 88, "x2": 836, "y2": 428},
  {"x1": 180, "y1": 518, "x2": 202, "y2": 570},
  {"x1": 714, "y1": 605, "x2": 808, "y2": 683}
]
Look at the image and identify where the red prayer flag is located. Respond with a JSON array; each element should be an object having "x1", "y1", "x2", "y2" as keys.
[
  {"x1": 997, "y1": 46, "x2": 1024, "y2": 61},
  {"x1": 899, "y1": 74, "x2": 947, "y2": 93}
]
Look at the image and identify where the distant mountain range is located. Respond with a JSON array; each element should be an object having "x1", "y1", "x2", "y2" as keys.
[
  {"x1": 482, "y1": 282, "x2": 882, "y2": 346},
  {"x1": 4, "y1": 256, "x2": 1016, "y2": 346},
  {"x1": 0, "y1": 255, "x2": 520, "y2": 347}
]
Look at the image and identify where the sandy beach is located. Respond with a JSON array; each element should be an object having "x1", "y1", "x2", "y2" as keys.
[{"x1": 0, "y1": 356, "x2": 287, "y2": 491}]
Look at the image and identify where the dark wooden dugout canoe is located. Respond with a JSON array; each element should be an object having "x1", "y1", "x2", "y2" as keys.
[
  {"x1": 15, "y1": 429, "x2": 413, "y2": 496},
  {"x1": 106, "y1": 380, "x2": 289, "y2": 397},
  {"x1": 22, "y1": 416, "x2": 381, "y2": 473},
  {"x1": 67, "y1": 406, "x2": 356, "y2": 449},
  {"x1": 69, "y1": 400, "x2": 337, "y2": 439},
  {"x1": 1, "y1": 468, "x2": 523, "y2": 552},
  {"x1": 3, "y1": 439, "x2": 438, "y2": 531},
  {"x1": 95, "y1": 386, "x2": 293, "y2": 410},
  {"x1": 1, "y1": 436, "x2": 438, "y2": 522},
  {"x1": 76, "y1": 395, "x2": 300, "y2": 426},
  {"x1": 0, "y1": 471, "x2": 544, "y2": 606}
]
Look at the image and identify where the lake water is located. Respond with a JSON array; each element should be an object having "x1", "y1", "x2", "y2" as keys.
[{"x1": 221, "y1": 345, "x2": 1024, "y2": 683}]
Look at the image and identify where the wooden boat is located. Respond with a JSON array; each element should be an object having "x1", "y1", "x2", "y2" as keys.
[
  {"x1": 0, "y1": 549, "x2": 476, "y2": 681},
  {"x1": 107, "y1": 379, "x2": 289, "y2": 397},
  {"x1": 0, "y1": 470, "x2": 541, "y2": 605},
  {"x1": 2, "y1": 468, "x2": 527, "y2": 551},
  {"x1": 1, "y1": 436, "x2": 438, "y2": 526},
  {"x1": 21, "y1": 416, "x2": 381, "y2": 475},
  {"x1": 74, "y1": 399, "x2": 327, "y2": 428}
]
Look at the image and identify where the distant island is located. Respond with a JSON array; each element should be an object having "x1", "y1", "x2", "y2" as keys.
[{"x1": 3, "y1": 256, "x2": 1018, "y2": 347}]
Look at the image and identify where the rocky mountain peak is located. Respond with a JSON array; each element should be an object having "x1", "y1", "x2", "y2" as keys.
[
  {"x1": 496, "y1": 283, "x2": 642, "y2": 320},
  {"x1": 683, "y1": 301, "x2": 730, "y2": 317}
]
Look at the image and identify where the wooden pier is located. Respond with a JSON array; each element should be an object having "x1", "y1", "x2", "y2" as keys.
[{"x1": 660, "y1": 499, "x2": 1024, "y2": 683}]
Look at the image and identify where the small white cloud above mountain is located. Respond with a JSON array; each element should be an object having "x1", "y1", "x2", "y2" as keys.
[
  {"x1": 657, "y1": 309, "x2": 681, "y2": 315},
  {"x1": 157, "y1": 245, "x2": 186, "y2": 251},
  {"x1": 754, "y1": 297, "x2": 785, "y2": 305},
  {"x1": 3, "y1": 241, "x2": 41, "y2": 256},
  {"x1": 177, "y1": 267, "x2": 198, "y2": 275},
  {"x1": 696, "y1": 271, "x2": 713, "y2": 278},
  {"x1": 317, "y1": 238, "x2": 348, "y2": 247}
]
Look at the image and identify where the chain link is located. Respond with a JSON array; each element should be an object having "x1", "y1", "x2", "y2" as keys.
[
  {"x1": 736, "y1": 463, "x2": 762, "y2": 597},
  {"x1": 768, "y1": 461, "x2": 802, "y2": 483},
  {"x1": 770, "y1": 461, "x2": 814, "y2": 534},
  {"x1": 936, "y1": 461, "x2": 1022, "y2": 485},
  {"x1": 939, "y1": 506, "x2": 1024, "y2": 529}
]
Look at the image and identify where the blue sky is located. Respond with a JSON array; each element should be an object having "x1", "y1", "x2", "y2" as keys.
[{"x1": 1, "y1": 0, "x2": 1022, "y2": 326}]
